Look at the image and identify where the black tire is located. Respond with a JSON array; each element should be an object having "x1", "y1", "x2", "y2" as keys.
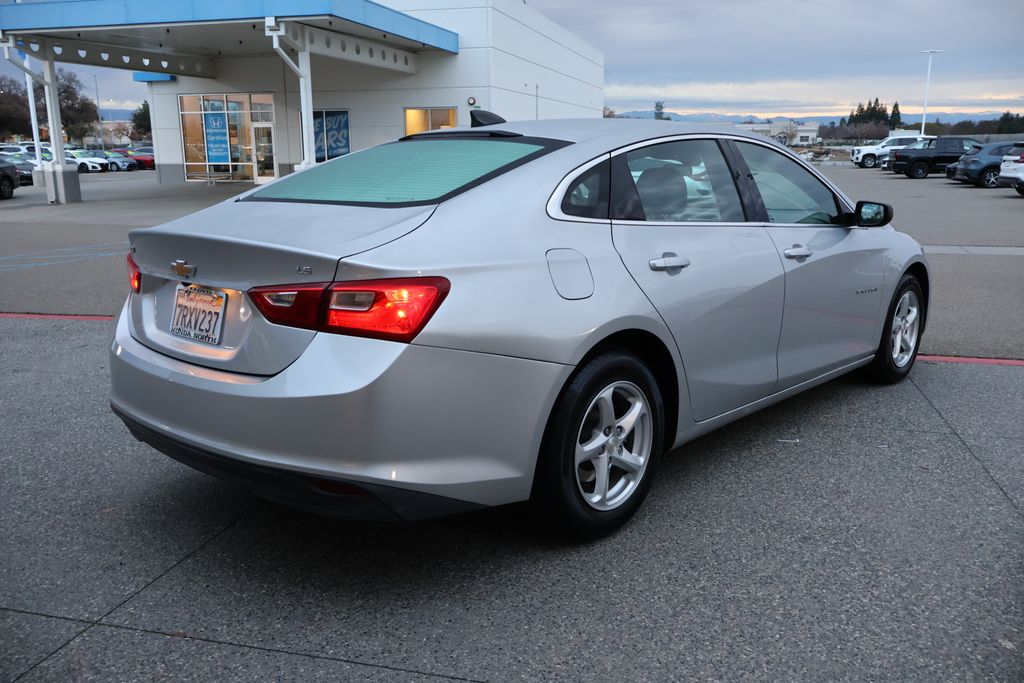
[
  {"x1": 533, "y1": 350, "x2": 664, "y2": 539},
  {"x1": 909, "y1": 162, "x2": 929, "y2": 179},
  {"x1": 868, "y1": 274, "x2": 926, "y2": 384},
  {"x1": 862, "y1": 154, "x2": 877, "y2": 168},
  {"x1": 78, "y1": 162, "x2": 88, "y2": 173},
  {"x1": 976, "y1": 168, "x2": 999, "y2": 189},
  {"x1": 109, "y1": 162, "x2": 119, "y2": 172},
  {"x1": 1016, "y1": 185, "x2": 1024, "y2": 197},
  {"x1": 0, "y1": 176, "x2": 13, "y2": 200},
  {"x1": 855, "y1": 162, "x2": 866, "y2": 168}
]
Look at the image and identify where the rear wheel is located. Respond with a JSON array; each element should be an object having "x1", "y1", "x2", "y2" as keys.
[
  {"x1": 533, "y1": 351, "x2": 663, "y2": 539},
  {"x1": 868, "y1": 274, "x2": 925, "y2": 384},
  {"x1": 908, "y1": 162, "x2": 929, "y2": 179},
  {"x1": 976, "y1": 168, "x2": 999, "y2": 188},
  {"x1": 862, "y1": 154, "x2": 877, "y2": 168},
  {"x1": 0, "y1": 176, "x2": 13, "y2": 200},
  {"x1": 109, "y1": 162, "x2": 119, "y2": 172}
]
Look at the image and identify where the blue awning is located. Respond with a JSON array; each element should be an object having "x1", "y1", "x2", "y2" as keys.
[{"x1": 0, "y1": 0, "x2": 458, "y2": 53}]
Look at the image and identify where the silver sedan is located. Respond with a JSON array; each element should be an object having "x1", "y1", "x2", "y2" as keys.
[{"x1": 110, "y1": 118, "x2": 929, "y2": 537}]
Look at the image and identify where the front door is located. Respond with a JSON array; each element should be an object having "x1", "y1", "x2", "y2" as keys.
[
  {"x1": 252, "y1": 124, "x2": 276, "y2": 184},
  {"x1": 610, "y1": 138, "x2": 785, "y2": 422},
  {"x1": 730, "y1": 140, "x2": 885, "y2": 389}
]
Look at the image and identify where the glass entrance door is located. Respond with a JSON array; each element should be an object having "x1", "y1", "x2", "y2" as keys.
[{"x1": 252, "y1": 124, "x2": 275, "y2": 184}]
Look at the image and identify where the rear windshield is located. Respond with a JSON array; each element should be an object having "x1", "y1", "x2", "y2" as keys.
[{"x1": 247, "y1": 135, "x2": 568, "y2": 207}]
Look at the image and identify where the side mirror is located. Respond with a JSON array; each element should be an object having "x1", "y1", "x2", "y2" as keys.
[{"x1": 853, "y1": 200, "x2": 893, "y2": 227}]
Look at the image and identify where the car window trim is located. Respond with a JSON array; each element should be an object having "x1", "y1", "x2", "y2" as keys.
[
  {"x1": 723, "y1": 137, "x2": 856, "y2": 229},
  {"x1": 547, "y1": 133, "x2": 856, "y2": 227}
]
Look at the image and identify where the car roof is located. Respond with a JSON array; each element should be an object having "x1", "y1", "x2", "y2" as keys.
[{"x1": 412, "y1": 117, "x2": 774, "y2": 149}]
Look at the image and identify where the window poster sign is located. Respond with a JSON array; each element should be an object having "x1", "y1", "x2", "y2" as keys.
[
  {"x1": 314, "y1": 110, "x2": 350, "y2": 162},
  {"x1": 203, "y1": 112, "x2": 230, "y2": 164}
]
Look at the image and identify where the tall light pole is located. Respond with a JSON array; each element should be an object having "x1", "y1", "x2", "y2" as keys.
[
  {"x1": 92, "y1": 74, "x2": 104, "y2": 150},
  {"x1": 920, "y1": 49, "x2": 943, "y2": 135}
]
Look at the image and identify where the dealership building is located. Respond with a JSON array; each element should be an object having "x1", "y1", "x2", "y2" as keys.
[{"x1": 0, "y1": 0, "x2": 603, "y2": 200}]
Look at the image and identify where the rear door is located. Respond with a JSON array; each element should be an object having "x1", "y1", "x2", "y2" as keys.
[
  {"x1": 609, "y1": 137, "x2": 784, "y2": 421},
  {"x1": 729, "y1": 140, "x2": 884, "y2": 388}
]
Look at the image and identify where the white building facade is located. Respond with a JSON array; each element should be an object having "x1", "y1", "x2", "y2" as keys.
[{"x1": 140, "y1": 0, "x2": 604, "y2": 183}]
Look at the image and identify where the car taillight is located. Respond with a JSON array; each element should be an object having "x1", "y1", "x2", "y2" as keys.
[
  {"x1": 127, "y1": 252, "x2": 141, "y2": 293},
  {"x1": 248, "y1": 277, "x2": 450, "y2": 343}
]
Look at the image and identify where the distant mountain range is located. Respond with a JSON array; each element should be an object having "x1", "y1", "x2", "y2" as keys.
[{"x1": 615, "y1": 110, "x2": 1010, "y2": 125}]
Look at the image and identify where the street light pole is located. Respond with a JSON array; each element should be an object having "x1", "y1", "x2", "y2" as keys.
[
  {"x1": 920, "y1": 49, "x2": 943, "y2": 135},
  {"x1": 92, "y1": 74, "x2": 104, "y2": 150}
]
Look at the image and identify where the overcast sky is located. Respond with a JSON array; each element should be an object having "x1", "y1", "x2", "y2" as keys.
[
  {"x1": 2, "y1": 0, "x2": 1021, "y2": 119},
  {"x1": 536, "y1": 0, "x2": 1024, "y2": 117}
]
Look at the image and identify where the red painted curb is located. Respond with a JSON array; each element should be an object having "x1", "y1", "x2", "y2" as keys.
[
  {"x1": 918, "y1": 354, "x2": 1024, "y2": 367},
  {"x1": 0, "y1": 312, "x2": 114, "y2": 321}
]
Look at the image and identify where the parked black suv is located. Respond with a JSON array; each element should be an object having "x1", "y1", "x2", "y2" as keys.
[{"x1": 891, "y1": 136, "x2": 982, "y2": 178}]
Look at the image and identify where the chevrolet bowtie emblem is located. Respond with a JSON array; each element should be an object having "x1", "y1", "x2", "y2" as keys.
[{"x1": 170, "y1": 259, "x2": 196, "y2": 279}]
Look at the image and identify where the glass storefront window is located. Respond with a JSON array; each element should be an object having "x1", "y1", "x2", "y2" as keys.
[
  {"x1": 179, "y1": 93, "x2": 274, "y2": 182},
  {"x1": 226, "y1": 93, "x2": 250, "y2": 112},
  {"x1": 313, "y1": 110, "x2": 350, "y2": 162},
  {"x1": 405, "y1": 107, "x2": 457, "y2": 136}
]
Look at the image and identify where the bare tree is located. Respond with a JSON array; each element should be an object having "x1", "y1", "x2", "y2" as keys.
[{"x1": 602, "y1": 106, "x2": 617, "y2": 118}]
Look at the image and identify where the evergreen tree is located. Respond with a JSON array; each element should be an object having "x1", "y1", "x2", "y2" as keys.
[
  {"x1": 653, "y1": 101, "x2": 667, "y2": 120},
  {"x1": 131, "y1": 101, "x2": 152, "y2": 137},
  {"x1": 890, "y1": 102, "x2": 902, "y2": 129}
]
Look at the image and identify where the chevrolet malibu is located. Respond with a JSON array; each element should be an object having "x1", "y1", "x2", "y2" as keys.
[{"x1": 110, "y1": 118, "x2": 929, "y2": 537}]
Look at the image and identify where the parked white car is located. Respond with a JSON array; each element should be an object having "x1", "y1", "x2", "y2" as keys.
[
  {"x1": 851, "y1": 135, "x2": 934, "y2": 168},
  {"x1": 100, "y1": 151, "x2": 138, "y2": 171},
  {"x1": 998, "y1": 142, "x2": 1024, "y2": 196},
  {"x1": 65, "y1": 150, "x2": 109, "y2": 173}
]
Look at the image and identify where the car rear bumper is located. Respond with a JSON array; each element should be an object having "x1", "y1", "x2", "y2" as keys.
[
  {"x1": 113, "y1": 405, "x2": 484, "y2": 520},
  {"x1": 997, "y1": 175, "x2": 1022, "y2": 188},
  {"x1": 109, "y1": 300, "x2": 571, "y2": 516}
]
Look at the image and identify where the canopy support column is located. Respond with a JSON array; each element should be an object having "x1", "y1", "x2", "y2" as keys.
[
  {"x1": 266, "y1": 17, "x2": 316, "y2": 171},
  {"x1": 2, "y1": 33, "x2": 80, "y2": 203}
]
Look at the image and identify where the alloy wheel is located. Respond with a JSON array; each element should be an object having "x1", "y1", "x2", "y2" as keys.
[
  {"x1": 575, "y1": 381, "x2": 653, "y2": 511},
  {"x1": 891, "y1": 290, "x2": 920, "y2": 368},
  {"x1": 981, "y1": 170, "x2": 999, "y2": 188}
]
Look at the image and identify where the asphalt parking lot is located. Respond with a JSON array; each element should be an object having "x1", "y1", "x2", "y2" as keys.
[{"x1": 2, "y1": 168, "x2": 1023, "y2": 681}]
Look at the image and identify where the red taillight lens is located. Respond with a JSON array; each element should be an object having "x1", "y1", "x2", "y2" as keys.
[
  {"x1": 247, "y1": 282, "x2": 331, "y2": 331},
  {"x1": 127, "y1": 252, "x2": 142, "y2": 293},
  {"x1": 324, "y1": 278, "x2": 450, "y2": 342},
  {"x1": 247, "y1": 277, "x2": 450, "y2": 343}
]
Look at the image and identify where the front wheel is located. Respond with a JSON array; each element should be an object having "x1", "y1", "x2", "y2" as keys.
[
  {"x1": 868, "y1": 274, "x2": 925, "y2": 384},
  {"x1": 909, "y1": 162, "x2": 929, "y2": 179},
  {"x1": 0, "y1": 177, "x2": 13, "y2": 200},
  {"x1": 862, "y1": 154, "x2": 877, "y2": 168},
  {"x1": 1016, "y1": 185, "x2": 1024, "y2": 197},
  {"x1": 976, "y1": 169, "x2": 999, "y2": 188},
  {"x1": 533, "y1": 351, "x2": 664, "y2": 539},
  {"x1": 78, "y1": 162, "x2": 88, "y2": 173}
]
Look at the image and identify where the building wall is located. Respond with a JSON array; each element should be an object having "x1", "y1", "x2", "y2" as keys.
[{"x1": 148, "y1": 0, "x2": 603, "y2": 183}]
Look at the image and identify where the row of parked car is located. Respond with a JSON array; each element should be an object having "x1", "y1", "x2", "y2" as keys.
[
  {"x1": 849, "y1": 135, "x2": 1024, "y2": 195},
  {"x1": 0, "y1": 143, "x2": 156, "y2": 199}
]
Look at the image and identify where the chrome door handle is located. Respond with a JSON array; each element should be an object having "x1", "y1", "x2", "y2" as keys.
[
  {"x1": 783, "y1": 245, "x2": 813, "y2": 259},
  {"x1": 649, "y1": 253, "x2": 691, "y2": 271}
]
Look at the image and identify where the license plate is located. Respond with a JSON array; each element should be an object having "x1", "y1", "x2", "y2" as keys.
[{"x1": 170, "y1": 284, "x2": 227, "y2": 345}]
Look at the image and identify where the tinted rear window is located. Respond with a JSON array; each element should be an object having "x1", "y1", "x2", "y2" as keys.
[{"x1": 247, "y1": 136, "x2": 567, "y2": 206}]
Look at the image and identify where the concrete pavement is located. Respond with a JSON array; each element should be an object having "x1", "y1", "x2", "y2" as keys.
[{"x1": 1, "y1": 318, "x2": 1022, "y2": 680}]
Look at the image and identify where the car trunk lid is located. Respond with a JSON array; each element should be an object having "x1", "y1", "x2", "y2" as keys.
[{"x1": 128, "y1": 199, "x2": 435, "y2": 375}]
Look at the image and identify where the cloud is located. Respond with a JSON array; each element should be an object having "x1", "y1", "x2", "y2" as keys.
[
  {"x1": 603, "y1": 76, "x2": 1024, "y2": 116},
  {"x1": 536, "y1": 0, "x2": 1024, "y2": 114}
]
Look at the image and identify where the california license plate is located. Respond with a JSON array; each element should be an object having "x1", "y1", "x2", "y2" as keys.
[{"x1": 170, "y1": 284, "x2": 227, "y2": 345}]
